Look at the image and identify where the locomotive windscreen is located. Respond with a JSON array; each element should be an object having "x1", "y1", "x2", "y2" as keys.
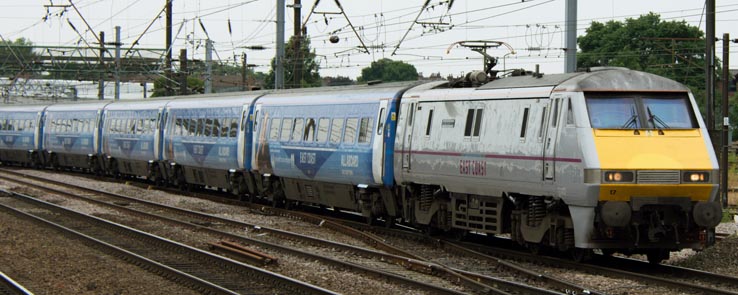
[{"x1": 585, "y1": 93, "x2": 697, "y2": 129}]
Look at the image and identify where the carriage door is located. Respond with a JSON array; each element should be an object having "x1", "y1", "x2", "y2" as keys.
[
  {"x1": 154, "y1": 108, "x2": 164, "y2": 161},
  {"x1": 372, "y1": 100, "x2": 388, "y2": 183},
  {"x1": 400, "y1": 101, "x2": 417, "y2": 171},
  {"x1": 542, "y1": 95, "x2": 563, "y2": 181},
  {"x1": 244, "y1": 104, "x2": 260, "y2": 170}
]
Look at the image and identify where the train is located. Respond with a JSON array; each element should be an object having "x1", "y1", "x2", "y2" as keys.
[{"x1": 0, "y1": 67, "x2": 722, "y2": 263}]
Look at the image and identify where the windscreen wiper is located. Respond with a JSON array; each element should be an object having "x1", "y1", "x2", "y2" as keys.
[
  {"x1": 621, "y1": 106, "x2": 638, "y2": 128},
  {"x1": 647, "y1": 107, "x2": 669, "y2": 129}
]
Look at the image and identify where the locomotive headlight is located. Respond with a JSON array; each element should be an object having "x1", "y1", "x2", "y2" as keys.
[
  {"x1": 683, "y1": 171, "x2": 709, "y2": 183},
  {"x1": 603, "y1": 171, "x2": 634, "y2": 183}
]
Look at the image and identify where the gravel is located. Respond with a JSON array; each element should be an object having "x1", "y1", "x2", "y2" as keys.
[
  {"x1": 0, "y1": 197, "x2": 199, "y2": 295},
  {"x1": 4, "y1": 168, "x2": 738, "y2": 295}
]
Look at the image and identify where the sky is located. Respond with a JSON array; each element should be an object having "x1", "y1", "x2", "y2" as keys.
[{"x1": 1, "y1": 0, "x2": 737, "y2": 80}]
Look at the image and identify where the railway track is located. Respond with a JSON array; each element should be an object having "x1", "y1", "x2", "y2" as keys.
[
  {"x1": 0, "y1": 271, "x2": 32, "y2": 295},
  {"x1": 0, "y1": 189, "x2": 334, "y2": 295},
  {"x1": 6, "y1": 167, "x2": 737, "y2": 294},
  {"x1": 0, "y1": 169, "x2": 509, "y2": 294},
  {"x1": 326, "y1": 218, "x2": 738, "y2": 295}
]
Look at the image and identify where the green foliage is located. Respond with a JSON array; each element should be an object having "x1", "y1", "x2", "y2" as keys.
[
  {"x1": 0, "y1": 38, "x2": 37, "y2": 76},
  {"x1": 577, "y1": 13, "x2": 705, "y2": 93},
  {"x1": 265, "y1": 36, "x2": 321, "y2": 89},
  {"x1": 151, "y1": 76, "x2": 204, "y2": 97},
  {"x1": 358, "y1": 58, "x2": 418, "y2": 83},
  {"x1": 323, "y1": 76, "x2": 355, "y2": 86}
]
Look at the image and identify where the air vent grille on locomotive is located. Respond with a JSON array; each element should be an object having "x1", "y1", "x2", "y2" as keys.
[{"x1": 637, "y1": 170, "x2": 680, "y2": 184}]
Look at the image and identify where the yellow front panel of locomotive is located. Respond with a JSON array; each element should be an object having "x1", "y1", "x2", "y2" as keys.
[
  {"x1": 593, "y1": 129, "x2": 715, "y2": 202},
  {"x1": 598, "y1": 184, "x2": 713, "y2": 202}
]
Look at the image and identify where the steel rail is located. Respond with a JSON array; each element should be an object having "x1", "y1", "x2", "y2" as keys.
[
  {"x1": 0, "y1": 170, "x2": 473, "y2": 295},
  {"x1": 0, "y1": 189, "x2": 336, "y2": 295}
]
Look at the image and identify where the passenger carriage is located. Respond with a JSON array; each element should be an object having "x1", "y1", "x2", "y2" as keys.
[
  {"x1": 100, "y1": 99, "x2": 170, "y2": 181},
  {"x1": 0, "y1": 104, "x2": 49, "y2": 167},
  {"x1": 162, "y1": 93, "x2": 263, "y2": 194},
  {"x1": 42, "y1": 102, "x2": 110, "y2": 172},
  {"x1": 251, "y1": 82, "x2": 420, "y2": 220}
]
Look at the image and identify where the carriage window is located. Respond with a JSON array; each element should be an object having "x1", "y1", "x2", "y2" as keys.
[
  {"x1": 196, "y1": 119, "x2": 205, "y2": 136},
  {"x1": 408, "y1": 103, "x2": 415, "y2": 126},
  {"x1": 303, "y1": 118, "x2": 316, "y2": 142},
  {"x1": 538, "y1": 107, "x2": 546, "y2": 139},
  {"x1": 142, "y1": 118, "x2": 149, "y2": 134},
  {"x1": 463, "y1": 108, "x2": 484, "y2": 138},
  {"x1": 330, "y1": 118, "x2": 344, "y2": 144},
  {"x1": 220, "y1": 118, "x2": 228, "y2": 137},
  {"x1": 377, "y1": 108, "x2": 386, "y2": 135},
  {"x1": 280, "y1": 118, "x2": 292, "y2": 141},
  {"x1": 551, "y1": 99, "x2": 559, "y2": 127},
  {"x1": 206, "y1": 119, "x2": 216, "y2": 137},
  {"x1": 425, "y1": 109, "x2": 434, "y2": 136},
  {"x1": 269, "y1": 118, "x2": 280, "y2": 140},
  {"x1": 344, "y1": 118, "x2": 358, "y2": 144},
  {"x1": 174, "y1": 118, "x2": 182, "y2": 135},
  {"x1": 240, "y1": 111, "x2": 248, "y2": 131},
  {"x1": 358, "y1": 117, "x2": 373, "y2": 143},
  {"x1": 137, "y1": 119, "x2": 145, "y2": 134},
  {"x1": 317, "y1": 118, "x2": 329, "y2": 142},
  {"x1": 252, "y1": 110, "x2": 259, "y2": 132},
  {"x1": 520, "y1": 107, "x2": 530, "y2": 138},
  {"x1": 464, "y1": 109, "x2": 474, "y2": 136},
  {"x1": 566, "y1": 100, "x2": 575, "y2": 126},
  {"x1": 229, "y1": 118, "x2": 238, "y2": 137},
  {"x1": 210, "y1": 119, "x2": 220, "y2": 138},
  {"x1": 292, "y1": 118, "x2": 304, "y2": 142},
  {"x1": 473, "y1": 109, "x2": 483, "y2": 137}
]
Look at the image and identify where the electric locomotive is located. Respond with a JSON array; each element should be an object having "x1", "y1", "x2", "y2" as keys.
[{"x1": 394, "y1": 68, "x2": 720, "y2": 262}]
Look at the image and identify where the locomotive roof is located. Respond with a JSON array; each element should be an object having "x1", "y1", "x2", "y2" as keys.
[
  {"x1": 478, "y1": 68, "x2": 689, "y2": 93},
  {"x1": 478, "y1": 72, "x2": 582, "y2": 90},
  {"x1": 554, "y1": 68, "x2": 689, "y2": 92}
]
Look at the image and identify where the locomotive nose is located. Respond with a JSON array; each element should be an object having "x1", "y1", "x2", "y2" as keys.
[{"x1": 693, "y1": 201, "x2": 722, "y2": 228}]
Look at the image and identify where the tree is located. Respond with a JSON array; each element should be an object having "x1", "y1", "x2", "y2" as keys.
[
  {"x1": 577, "y1": 13, "x2": 705, "y2": 94},
  {"x1": 265, "y1": 36, "x2": 321, "y2": 89},
  {"x1": 322, "y1": 76, "x2": 354, "y2": 86},
  {"x1": 0, "y1": 38, "x2": 38, "y2": 77},
  {"x1": 151, "y1": 76, "x2": 204, "y2": 97},
  {"x1": 358, "y1": 58, "x2": 418, "y2": 83}
]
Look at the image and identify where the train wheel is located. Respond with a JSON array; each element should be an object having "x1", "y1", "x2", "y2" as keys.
[
  {"x1": 449, "y1": 229, "x2": 467, "y2": 241},
  {"x1": 109, "y1": 160, "x2": 120, "y2": 178},
  {"x1": 646, "y1": 249, "x2": 669, "y2": 264},
  {"x1": 364, "y1": 214, "x2": 375, "y2": 226},
  {"x1": 384, "y1": 216, "x2": 395, "y2": 228},
  {"x1": 571, "y1": 248, "x2": 592, "y2": 262},
  {"x1": 527, "y1": 242, "x2": 542, "y2": 255}
]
